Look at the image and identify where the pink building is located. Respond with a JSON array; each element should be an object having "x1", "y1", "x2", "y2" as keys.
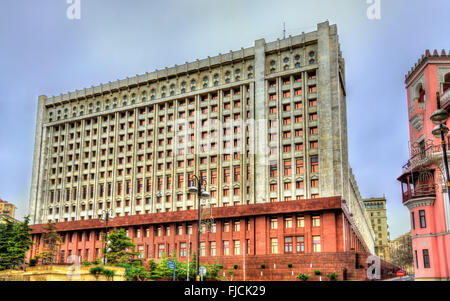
[{"x1": 398, "y1": 49, "x2": 450, "y2": 281}]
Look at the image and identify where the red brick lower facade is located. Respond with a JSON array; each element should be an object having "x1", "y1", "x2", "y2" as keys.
[{"x1": 27, "y1": 197, "x2": 397, "y2": 280}]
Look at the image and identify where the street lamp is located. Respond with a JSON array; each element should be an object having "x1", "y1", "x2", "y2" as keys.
[
  {"x1": 99, "y1": 209, "x2": 114, "y2": 265},
  {"x1": 187, "y1": 175, "x2": 210, "y2": 280},
  {"x1": 430, "y1": 92, "x2": 450, "y2": 203}
]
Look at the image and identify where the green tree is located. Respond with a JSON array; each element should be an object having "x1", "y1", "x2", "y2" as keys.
[
  {"x1": 0, "y1": 216, "x2": 33, "y2": 270},
  {"x1": 35, "y1": 222, "x2": 62, "y2": 265},
  {"x1": 104, "y1": 229, "x2": 139, "y2": 265}
]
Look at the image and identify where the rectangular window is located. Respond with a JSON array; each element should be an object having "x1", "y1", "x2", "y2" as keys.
[
  {"x1": 234, "y1": 240, "x2": 240, "y2": 255},
  {"x1": 415, "y1": 250, "x2": 419, "y2": 268},
  {"x1": 297, "y1": 216, "x2": 305, "y2": 228},
  {"x1": 223, "y1": 241, "x2": 230, "y2": 255},
  {"x1": 284, "y1": 237, "x2": 293, "y2": 254},
  {"x1": 423, "y1": 249, "x2": 430, "y2": 268},
  {"x1": 313, "y1": 236, "x2": 321, "y2": 252},
  {"x1": 210, "y1": 241, "x2": 216, "y2": 256},
  {"x1": 310, "y1": 156, "x2": 319, "y2": 173},
  {"x1": 296, "y1": 236, "x2": 305, "y2": 253},
  {"x1": 271, "y1": 238, "x2": 278, "y2": 254},
  {"x1": 312, "y1": 215, "x2": 320, "y2": 227},
  {"x1": 270, "y1": 217, "x2": 278, "y2": 229},
  {"x1": 419, "y1": 210, "x2": 426, "y2": 228},
  {"x1": 411, "y1": 212, "x2": 415, "y2": 230},
  {"x1": 284, "y1": 217, "x2": 293, "y2": 228}
]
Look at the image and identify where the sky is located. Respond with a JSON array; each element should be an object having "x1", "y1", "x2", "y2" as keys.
[{"x1": 0, "y1": 0, "x2": 448, "y2": 239}]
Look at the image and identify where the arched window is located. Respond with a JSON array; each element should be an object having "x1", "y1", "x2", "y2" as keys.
[
  {"x1": 416, "y1": 84, "x2": 425, "y2": 103},
  {"x1": 444, "y1": 73, "x2": 450, "y2": 92}
]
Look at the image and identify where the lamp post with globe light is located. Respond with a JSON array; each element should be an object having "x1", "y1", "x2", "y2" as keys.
[
  {"x1": 430, "y1": 92, "x2": 450, "y2": 203},
  {"x1": 99, "y1": 209, "x2": 114, "y2": 265},
  {"x1": 187, "y1": 175, "x2": 210, "y2": 280}
]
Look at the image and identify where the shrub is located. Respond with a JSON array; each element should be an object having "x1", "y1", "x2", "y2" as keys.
[
  {"x1": 122, "y1": 264, "x2": 149, "y2": 281},
  {"x1": 91, "y1": 258, "x2": 101, "y2": 265},
  {"x1": 287, "y1": 264, "x2": 293, "y2": 268},
  {"x1": 297, "y1": 273, "x2": 310, "y2": 281},
  {"x1": 327, "y1": 273, "x2": 338, "y2": 281},
  {"x1": 314, "y1": 270, "x2": 321, "y2": 275},
  {"x1": 260, "y1": 264, "x2": 266, "y2": 269},
  {"x1": 82, "y1": 259, "x2": 91, "y2": 266},
  {"x1": 233, "y1": 264, "x2": 238, "y2": 270},
  {"x1": 102, "y1": 269, "x2": 116, "y2": 281},
  {"x1": 29, "y1": 259, "x2": 37, "y2": 267},
  {"x1": 217, "y1": 264, "x2": 224, "y2": 270},
  {"x1": 90, "y1": 266, "x2": 104, "y2": 278}
]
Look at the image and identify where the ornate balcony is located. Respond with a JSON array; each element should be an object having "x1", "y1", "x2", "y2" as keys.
[
  {"x1": 398, "y1": 170, "x2": 437, "y2": 204},
  {"x1": 402, "y1": 141, "x2": 441, "y2": 173},
  {"x1": 441, "y1": 87, "x2": 450, "y2": 110}
]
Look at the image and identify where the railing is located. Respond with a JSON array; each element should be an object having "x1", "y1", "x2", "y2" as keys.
[
  {"x1": 442, "y1": 87, "x2": 450, "y2": 109},
  {"x1": 402, "y1": 144, "x2": 441, "y2": 173},
  {"x1": 402, "y1": 183, "x2": 437, "y2": 203}
]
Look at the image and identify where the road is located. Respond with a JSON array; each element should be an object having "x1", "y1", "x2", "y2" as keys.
[{"x1": 386, "y1": 275, "x2": 415, "y2": 281}]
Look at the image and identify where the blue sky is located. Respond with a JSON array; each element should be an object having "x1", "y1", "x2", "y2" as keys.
[{"x1": 0, "y1": 0, "x2": 448, "y2": 239}]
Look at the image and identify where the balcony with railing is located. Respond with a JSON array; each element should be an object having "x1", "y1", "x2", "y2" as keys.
[
  {"x1": 398, "y1": 170, "x2": 437, "y2": 204},
  {"x1": 441, "y1": 84, "x2": 450, "y2": 110},
  {"x1": 402, "y1": 141, "x2": 441, "y2": 174}
]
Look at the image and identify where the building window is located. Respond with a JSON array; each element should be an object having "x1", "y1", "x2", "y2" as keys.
[
  {"x1": 223, "y1": 221, "x2": 230, "y2": 232},
  {"x1": 419, "y1": 210, "x2": 426, "y2": 228},
  {"x1": 312, "y1": 215, "x2": 320, "y2": 227},
  {"x1": 284, "y1": 237, "x2": 293, "y2": 253},
  {"x1": 180, "y1": 242, "x2": 187, "y2": 257},
  {"x1": 200, "y1": 242, "x2": 206, "y2": 256},
  {"x1": 158, "y1": 244, "x2": 165, "y2": 258},
  {"x1": 210, "y1": 242, "x2": 216, "y2": 256},
  {"x1": 415, "y1": 250, "x2": 419, "y2": 268},
  {"x1": 296, "y1": 236, "x2": 305, "y2": 253},
  {"x1": 313, "y1": 236, "x2": 321, "y2": 252},
  {"x1": 271, "y1": 238, "x2": 278, "y2": 254},
  {"x1": 270, "y1": 217, "x2": 278, "y2": 229},
  {"x1": 411, "y1": 211, "x2": 415, "y2": 230},
  {"x1": 234, "y1": 240, "x2": 240, "y2": 255},
  {"x1": 423, "y1": 249, "x2": 430, "y2": 268},
  {"x1": 297, "y1": 216, "x2": 305, "y2": 227},
  {"x1": 284, "y1": 217, "x2": 293, "y2": 228},
  {"x1": 223, "y1": 241, "x2": 230, "y2": 255}
]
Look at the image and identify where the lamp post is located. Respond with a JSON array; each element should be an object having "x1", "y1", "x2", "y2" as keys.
[
  {"x1": 187, "y1": 175, "x2": 210, "y2": 280},
  {"x1": 99, "y1": 209, "x2": 114, "y2": 265},
  {"x1": 430, "y1": 91, "x2": 450, "y2": 203}
]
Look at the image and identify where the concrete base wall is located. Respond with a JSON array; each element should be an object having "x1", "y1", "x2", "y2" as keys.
[{"x1": 0, "y1": 265, "x2": 126, "y2": 281}]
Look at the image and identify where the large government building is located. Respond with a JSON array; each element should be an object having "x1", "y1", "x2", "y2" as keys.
[
  {"x1": 363, "y1": 197, "x2": 390, "y2": 261},
  {"x1": 27, "y1": 22, "x2": 389, "y2": 280}
]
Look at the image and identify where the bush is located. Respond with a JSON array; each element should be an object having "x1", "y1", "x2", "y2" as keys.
[
  {"x1": 260, "y1": 264, "x2": 266, "y2": 269},
  {"x1": 121, "y1": 264, "x2": 149, "y2": 281},
  {"x1": 314, "y1": 270, "x2": 321, "y2": 275},
  {"x1": 233, "y1": 264, "x2": 238, "y2": 270},
  {"x1": 327, "y1": 273, "x2": 338, "y2": 281},
  {"x1": 287, "y1": 264, "x2": 293, "y2": 268},
  {"x1": 82, "y1": 259, "x2": 91, "y2": 266},
  {"x1": 29, "y1": 259, "x2": 37, "y2": 267},
  {"x1": 91, "y1": 258, "x2": 101, "y2": 265},
  {"x1": 297, "y1": 273, "x2": 310, "y2": 281},
  {"x1": 102, "y1": 269, "x2": 116, "y2": 280},
  {"x1": 90, "y1": 266, "x2": 104, "y2": 278}
]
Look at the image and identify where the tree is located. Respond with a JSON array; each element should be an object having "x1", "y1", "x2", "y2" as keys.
[
  {"x1": 0, "y1": 216, "x2": 33, "y2": 270},
  {"x1": 390, "y1": 235, "x2": 414, "y2": 272},
  {"x1": 35, "y1": 222, "x2": 62, "y2": 265},
  {"x1": 104, "y1": 229, "x2": 139, "y2": 265}
]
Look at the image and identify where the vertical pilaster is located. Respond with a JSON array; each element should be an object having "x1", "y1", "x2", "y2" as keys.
[
  {"x1": 29, "y1": 95, "x2": 47, "y2": 224},
  {"x1": 254, "y1": 38, "x2": 268, "y2": 203}
]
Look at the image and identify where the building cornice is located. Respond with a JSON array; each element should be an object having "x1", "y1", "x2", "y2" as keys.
[
  {"x1": 404, "y1": 196, "x2": 435, "y2": 210},
  {"x1": 30, "y1": 196, "x2": 342, "y2": 234}
]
